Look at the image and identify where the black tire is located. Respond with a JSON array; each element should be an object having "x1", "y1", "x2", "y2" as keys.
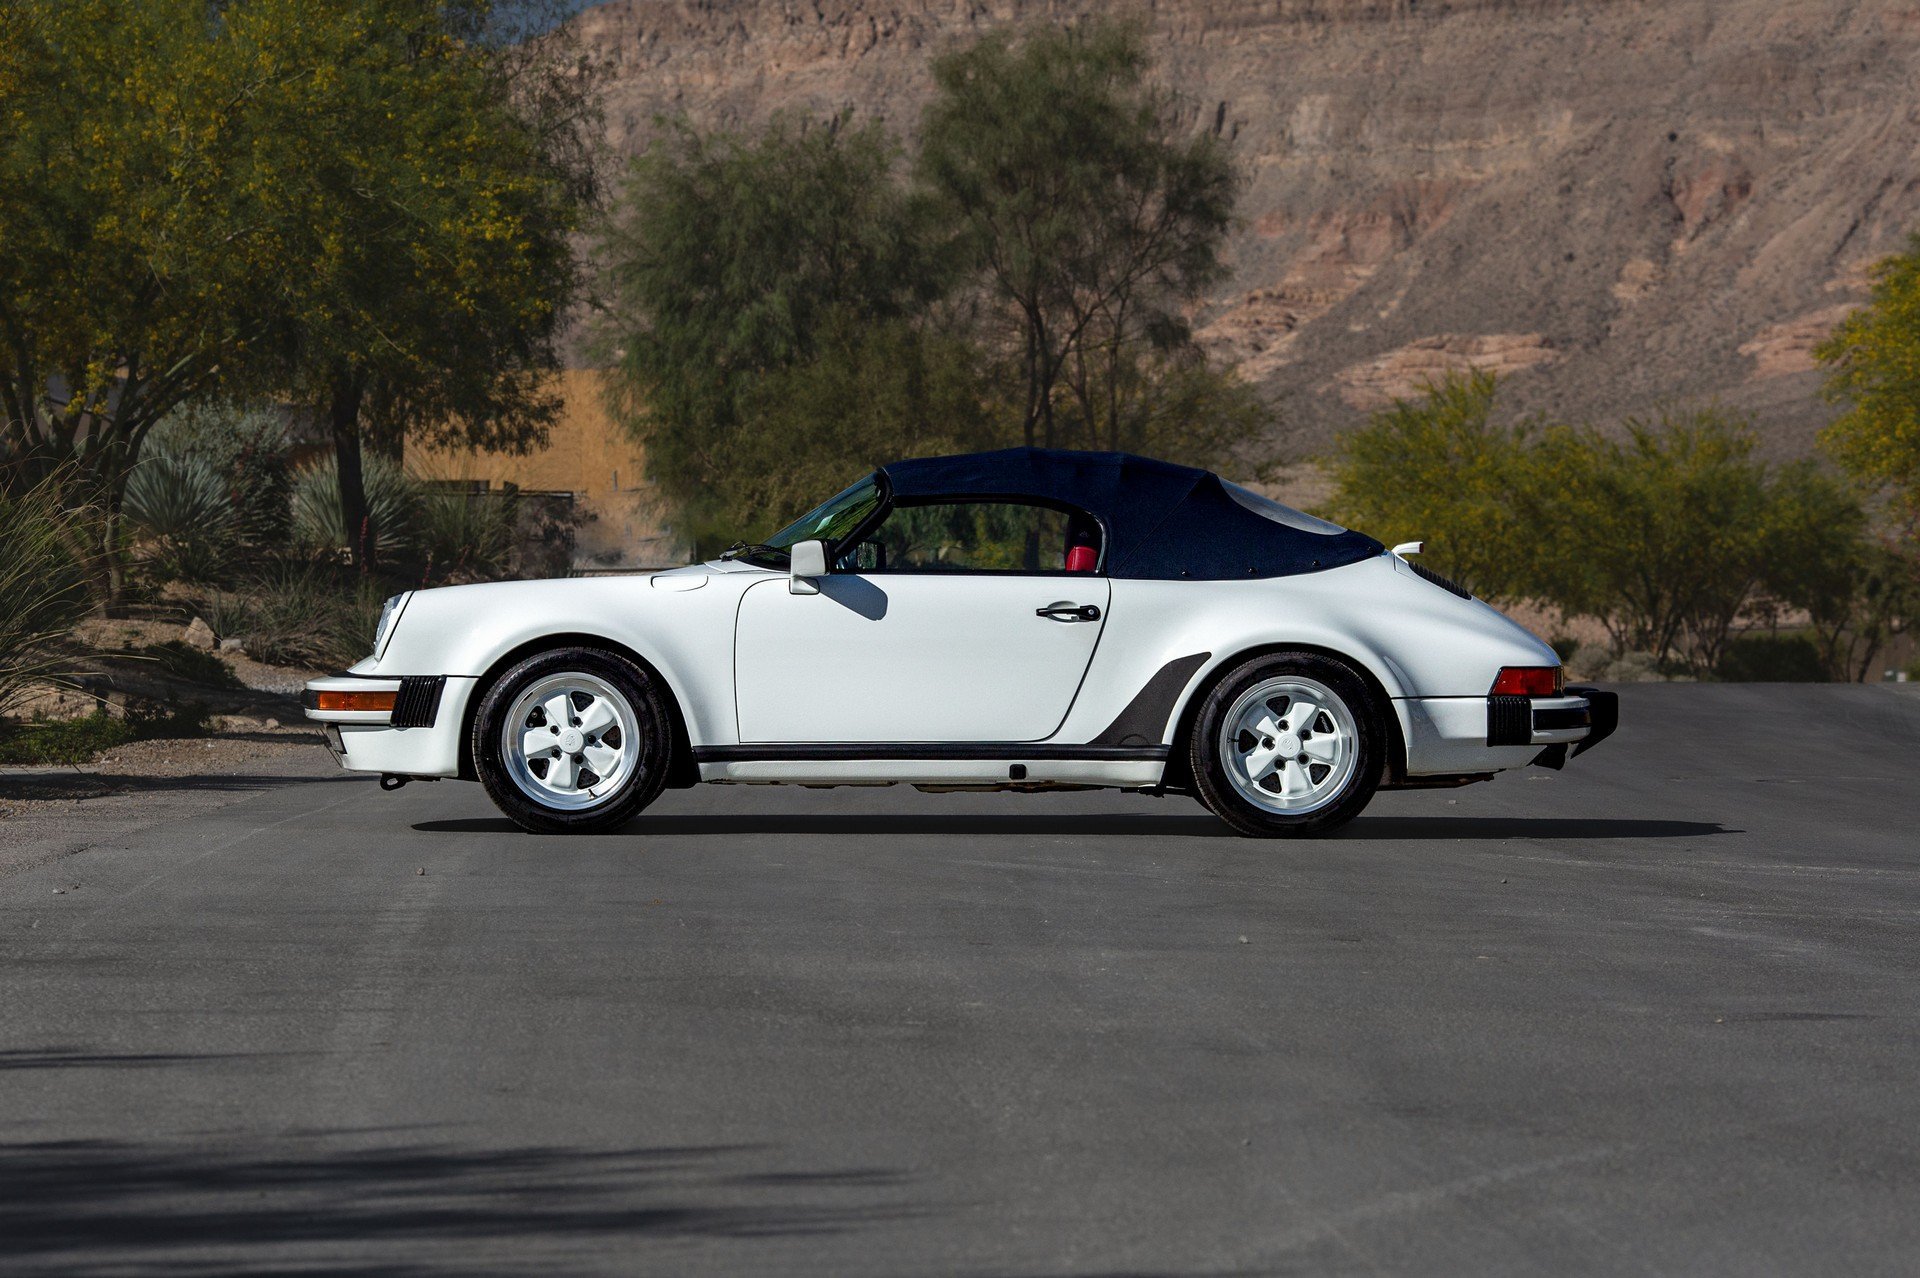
[
  {"x1": 473, "y1": 646, "x2": 673, "y2": 834},
  {"x1": 1188, "y1": 651, "x2": 1384, "y2": 838}
]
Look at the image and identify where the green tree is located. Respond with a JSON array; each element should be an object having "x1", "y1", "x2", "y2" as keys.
[
  {"x1": 723, "y1": 316, "x2": 994, "y2": 536},
  {"x1": 227, "y1": 0, "x2": 598, "y2": 573},
  {"x1": 0, "y1": 0, "x2": 254, "y2": 595},
  {"x1": 595, "y1": 116, "x2": 957, "y2": 550},
  {"x1": 1758, "y1": 466, "x2": 1918, "y2": 681},
  {"x1": 1326, "y1": 371, "x2": 1553, "y2": 600},
  {"x1": 1818, "y1": 234, "x2": 1920, "y2": 528},
  {"x1": 1328, "y1": 377, "x2": 1883, "y2": 677},
  {"x1": 1551, "y1": 411, "x2": 1785, "y2": 672},
  {"x1": 918, "y1": 19, "x2": 1239, "y2": 452}
]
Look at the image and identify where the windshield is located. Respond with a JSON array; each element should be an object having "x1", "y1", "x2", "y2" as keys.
[{"x1": 735, "y1": 475, "x2": 884, "y2": 567}]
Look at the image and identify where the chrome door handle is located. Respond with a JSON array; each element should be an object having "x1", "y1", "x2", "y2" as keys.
[{"x1": 1035, "y1": 602, "x2": 1101, "y2": 621}]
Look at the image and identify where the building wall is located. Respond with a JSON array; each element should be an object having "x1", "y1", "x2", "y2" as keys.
[{"x1": 414, "y1": 369, "x2": 687, "y2": 571}]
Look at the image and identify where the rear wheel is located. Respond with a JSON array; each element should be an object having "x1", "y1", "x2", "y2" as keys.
[
  {"x1": 1189, "y1": 651, "x2": 1383, "y2": 837},
  {"x1": 473, "y1": 647, "x2": 671, "y2": 834}
]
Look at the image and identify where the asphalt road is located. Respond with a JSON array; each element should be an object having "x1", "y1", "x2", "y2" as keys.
[{"x1": 3, "y1": 683, "x2": 1918, "y2": 1276}]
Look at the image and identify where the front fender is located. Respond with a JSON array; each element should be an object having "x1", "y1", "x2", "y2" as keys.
[{"x1": 359, "y1": 570, "x2": 758, "y2": 747}]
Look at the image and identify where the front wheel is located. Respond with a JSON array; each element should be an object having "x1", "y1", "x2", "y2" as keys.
[
  {"x1": 1189, "y1": 651, "x2": 1384, "y2": 838},
  {"x1": 473, "y1": 647, "x2": 672, "y2": 834}
]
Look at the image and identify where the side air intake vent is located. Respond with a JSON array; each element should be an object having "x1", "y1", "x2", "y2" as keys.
[
  {"x1": 1412, "y1": 562, "x2": 1471, "y2": 599},
  {"x1": 392, "y1": 676, "x2": 446, "y2": 728}
]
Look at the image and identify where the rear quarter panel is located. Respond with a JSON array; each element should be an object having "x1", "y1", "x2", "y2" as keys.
[{"x1": 1053, "y1": 554, "x2": 1560, "y2": 747}]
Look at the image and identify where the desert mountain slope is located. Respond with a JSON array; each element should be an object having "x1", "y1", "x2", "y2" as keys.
[{"x1": 572, "y1": 0, "x2": 1920, "y2": 456}]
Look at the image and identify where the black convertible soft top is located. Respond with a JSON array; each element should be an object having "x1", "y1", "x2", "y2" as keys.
[{"x1": 879, "y1": 448, "x2": 1383, "y2": 581}]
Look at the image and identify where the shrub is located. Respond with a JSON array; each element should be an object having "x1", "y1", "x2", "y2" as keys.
[
  {"x1": 193, "y1": 589, "x2": 260, "y2": 646},
  {"x1": 123, "y1": 695, "x2": 214, "y2": 740},
  {"x1": 123, "y1": 448, "x2": 240, "y2": 583},
  {"x1": 0, "y1": 474, "x2": 93, "y2": 717},
  {"x1": 0, "y1": 698, "x2": 210, "y2": 765},
  {"x1": 202, "y1": 566, "x2": 386, "y2": 669},
  {"x1": 0, "y1": 713, "x2": 134, "y2": 764},
  {"x1": 292, "y1": 455, "x2": 419, "y2": 560},
  {"x1": 147, "y1": 400, "x2": 294, "y2": 546},
  {"x1": 1717, "y1": 634, "x2": 1829, "y2": 683},
  {"x1": 1330, "y1": 377, "x2": 1887, "y2": 677},
  {"x1": 416, "y1": 484, "x2": 519, "y2": 581},
  {"x1": 137, "y1": 640, "x2": 242, "y2": 689}
]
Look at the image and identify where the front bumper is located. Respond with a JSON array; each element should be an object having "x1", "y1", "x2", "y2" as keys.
[{"x1": 303, "y1": 673, "x2": 475, "y2": 778}]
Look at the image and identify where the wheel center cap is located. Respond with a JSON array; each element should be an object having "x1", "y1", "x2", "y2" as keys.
[
  {"x1": 559, "y1": 728, "x2": 585, "y2": 754},
  {"x1": 1279, "y1": 733, "x2": 1301, "y2": 755}
]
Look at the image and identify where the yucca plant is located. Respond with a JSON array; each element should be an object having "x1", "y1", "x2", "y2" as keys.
[
  {"x1": 416, "y1": 484, "x2": 519, "y2": 581},
  {"x1": 0, "y1": 475, "x2": 94, "y2": 717},
  {"x1": 291, "y1": 455, "x2": 419, "y2": 560},
  {"x1": 123, "y1": 448, "x2": 240, "y2": 583}
]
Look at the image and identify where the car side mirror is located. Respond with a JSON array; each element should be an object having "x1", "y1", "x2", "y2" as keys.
[{"x1": 789, "y1": 539, "x2": 827, "y2": 595}]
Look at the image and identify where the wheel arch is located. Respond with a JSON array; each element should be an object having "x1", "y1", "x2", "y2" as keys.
[
  {"x1": 458, "y1": 632, "x2": 700, "y2": 788},
  {"x1": 1159, "y1": 641, "x2": 1408, "y2": 793}
]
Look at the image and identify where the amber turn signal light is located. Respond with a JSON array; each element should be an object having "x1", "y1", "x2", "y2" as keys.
[
  {"x1": 314, "y1": 690, "x2": 397, "y2": 713},
  {"x1": 1489, "y1": 666, "x2": 1563, "y2": 697}
]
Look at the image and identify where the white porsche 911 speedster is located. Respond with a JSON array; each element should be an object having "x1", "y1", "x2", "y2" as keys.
[{"x1": 304, "y1": 448, "x2": 1617, "y2": 836}]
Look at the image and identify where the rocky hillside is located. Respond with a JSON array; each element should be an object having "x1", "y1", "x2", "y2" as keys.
[{"x1": 572, "y1": 0, "x2": 1920, "y2": 456}]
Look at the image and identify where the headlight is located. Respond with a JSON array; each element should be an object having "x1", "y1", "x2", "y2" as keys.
[{"x1": 372, "y1": 593, "x2": 409, "y2": 658}]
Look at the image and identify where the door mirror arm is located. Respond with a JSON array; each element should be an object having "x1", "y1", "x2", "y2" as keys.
[{"x1": 789, "y1": 539, "x2": 827, "y2": 595}]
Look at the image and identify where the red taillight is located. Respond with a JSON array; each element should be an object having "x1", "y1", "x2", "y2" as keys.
[{"x1": 1490, "y1": 666, "x2": 1563, "y2": 697}]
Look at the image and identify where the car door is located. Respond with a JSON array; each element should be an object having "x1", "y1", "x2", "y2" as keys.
[{"x1": 733, "y1": 500, "x2": 1109, "y2": 743}]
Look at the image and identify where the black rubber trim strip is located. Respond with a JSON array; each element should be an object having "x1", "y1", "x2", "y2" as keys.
[
  {"x1": 1568, "y1": 686, "x2": 1619, "y2": 757},
  {"x1": 694, "y1": 743, "x2": 1169, "y2": 763},
  {"x1": 1487, "y1": 695, "x2": 1532, "y2": 746},
  {"x1": 1089, "y1": 652, "x2": 1211, "y2": 747}
]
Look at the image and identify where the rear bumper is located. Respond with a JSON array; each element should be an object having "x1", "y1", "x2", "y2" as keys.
[
  {"x1": 303, "y1": 673, "x2": 476, "y2": 778},
  {"x1": 1526, "y1": 685, "x2": 1618, "y2": 769},
  {"x1": 1486, "y1": 688, "x2": 1614, "y2": 748},
  {"x1": 1401, "y1": 685, "x2": 1619, "y2": 776}
]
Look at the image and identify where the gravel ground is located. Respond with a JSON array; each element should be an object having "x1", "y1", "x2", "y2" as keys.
[
  {"x1": 0, "y1": 622, "x2": 336, "y2": 878},
  {"x1": 0, "y1": 727, "x2": 337, "y2": 879}
]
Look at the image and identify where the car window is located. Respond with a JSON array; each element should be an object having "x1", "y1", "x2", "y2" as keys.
[
  {"x1": 741, "y1": 475, "x2": 884, "y2": 567},
  {"x1": 863, "y1": 500, "x2": 1100, "y2": 573},
  {"x1": 1221, "y1": 480, "x2": 1349, "y2": 536}
]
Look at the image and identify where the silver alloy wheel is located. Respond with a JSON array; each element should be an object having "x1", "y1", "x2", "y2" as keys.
[
  {"x1": 1217, "y1": 675, "x2": 1359, "y2": 815},
  {"x1": 500, "y1": 672, "x2": 641, "y2": 811}
]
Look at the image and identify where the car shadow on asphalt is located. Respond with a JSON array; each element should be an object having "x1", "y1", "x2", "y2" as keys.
[
  {"x1": 412, "y1": 814, "x2": 1731, "y2": 841},
  {"x1": 0, "y1": 1136, "x2": 922, "y2": 1268}
]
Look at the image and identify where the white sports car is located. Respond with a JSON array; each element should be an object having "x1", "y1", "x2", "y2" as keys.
[{"x1": 304, "y1": 448, "x2": 1616, "y2": 836}]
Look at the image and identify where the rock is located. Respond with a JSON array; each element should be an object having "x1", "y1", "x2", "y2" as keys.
[
  {"x1": 184, "y1": 617, "x2": 216, "y2": 650},
  {"x1": 569, "y1": 0, "x2": 1920, "y2": 445},
  {"x1": 219, "y1": 637, "x2": 244, "y2": 652}
]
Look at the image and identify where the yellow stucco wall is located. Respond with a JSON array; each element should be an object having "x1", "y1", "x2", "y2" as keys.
[{"x1": 414, "y1": 369, "x2": 687, "y2": 570}]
